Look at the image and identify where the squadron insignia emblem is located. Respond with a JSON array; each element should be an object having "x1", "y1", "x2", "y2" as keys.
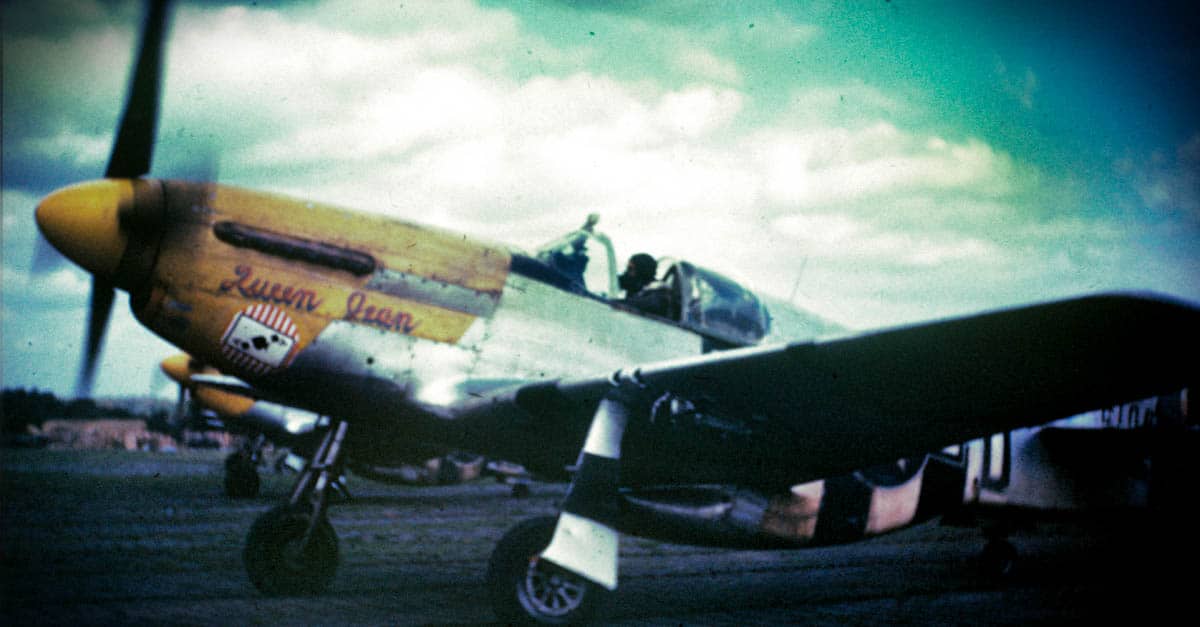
[{"x1": 220, "y1": 303, "x2": 300, "y2": 375}]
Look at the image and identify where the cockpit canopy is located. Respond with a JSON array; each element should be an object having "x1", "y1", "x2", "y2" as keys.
[
  {"x1": 514, "y1": 216, "x2": 770, "y2": 347},
  {"x1": 671, "y1": 261, "x2": 770, "y2": 346},
  {"x1": 532, "y1": 213, "x2": 617, "y2": 298}
]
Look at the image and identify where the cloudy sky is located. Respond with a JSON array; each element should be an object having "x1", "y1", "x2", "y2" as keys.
[{"x1": 3, "y1": 0, "x2": 1197, "y2": 398}]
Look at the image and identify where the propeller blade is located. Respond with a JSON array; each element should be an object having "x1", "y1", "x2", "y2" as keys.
[
  {"x1": 73, "y1": 1, "x2": 173, "y2": 396},
  {"x1": 105, "y1": 0, "x2": 171, "y2": 179},
  {"x1": 76, "y1": 281, "x2": 116, "y2": 398}
]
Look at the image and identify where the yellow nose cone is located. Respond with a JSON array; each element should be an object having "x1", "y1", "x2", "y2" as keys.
[
  {"x1": 35, "y1": 179, "x2": 133, "y2": 280},
  {"x1": 160, "y1": 354, "x2": 201, "y2": 385}
]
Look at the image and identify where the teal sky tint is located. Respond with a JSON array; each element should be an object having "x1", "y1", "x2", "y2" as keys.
[
  {"x1": 496, "y1": 1, "x2": 1197, "y2": 218},
  {"x1": 2, "y1": 0, "x2": 1197, "y2": 397}
]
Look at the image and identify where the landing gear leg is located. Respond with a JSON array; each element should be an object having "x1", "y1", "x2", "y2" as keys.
[
  {"x1": 244, "y1": 420, "x2": 348, "y2": 596},
  {"x1": 488, "y1": 394, "x2": 633, "y2": 623}
]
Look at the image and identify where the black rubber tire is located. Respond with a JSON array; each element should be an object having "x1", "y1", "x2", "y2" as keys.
[
  {"x1": 224, "y1": 452, "x2": 260, "y2": 499},
  {"x1": 487, "y1": 516, "x2": 607, "y2": 625},
  {"x1": 244, "y1": 504, "x2": 338, "y2": 596},
  {"x1": 979, "y1": 538, "x2": 1017, "y2": 580}
]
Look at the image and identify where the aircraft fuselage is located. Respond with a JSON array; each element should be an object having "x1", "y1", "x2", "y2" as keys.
[{"x1": 106, "y1": 179, "x2": 702, "y2": 470}]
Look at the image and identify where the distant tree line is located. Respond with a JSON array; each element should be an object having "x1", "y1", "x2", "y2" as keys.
[{"x1": 2, "y1": 389, "x2": 139, "y2": 434}]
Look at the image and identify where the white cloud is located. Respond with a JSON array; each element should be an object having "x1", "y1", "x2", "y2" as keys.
[
  {"x1": 653, "y1": 87, "x2": 743, "y2": 137},
  {"x1": 157, "y1": 2, "x2": 525, "y2": 161},
  {"x1": 240, "y1": 65, "x2": 503, "y2": 166},
  {"x1": 753, "y1": 123, "x2": 1017, "y2": 210},
  {"x1": 786, "y1": 81, "x2": 907, "y2": 125},
  {"x1": 155, "y1": 1, "x2": 1041, "y2": 333},
  {"x1": 297, "y1": 0, "x2": 520, "y2": 42},
  {"x1": 671, "y1": 46, "x2": 741, "y2": 85},
  {"x1": 21, "y1": 130, "x2": 111, "y2": 168},
  {"x1": 772, "y1": 213, "x2": 1002, "y2": 267}
]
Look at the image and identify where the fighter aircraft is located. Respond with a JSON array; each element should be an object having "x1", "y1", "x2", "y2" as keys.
[{"x1": 33, "y1": 2, "x2": 1199, "y2": 623}]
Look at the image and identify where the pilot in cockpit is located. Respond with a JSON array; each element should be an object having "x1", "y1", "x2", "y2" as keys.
[
  {"x1": 618, "y1": 253, "x2": 656, "y2": 295},
  {"x1": 619, "y1": 253, "x2": 672, "y2": 318}
]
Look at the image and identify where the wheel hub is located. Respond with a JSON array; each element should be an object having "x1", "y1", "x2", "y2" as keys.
[{"x1": 520, "y1": 557, "x2": 586, "y2": 617}]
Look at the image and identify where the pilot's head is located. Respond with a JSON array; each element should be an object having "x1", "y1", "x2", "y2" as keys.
[{"x1": 619, "y1": 253, "x2": 657, "y2": 294}]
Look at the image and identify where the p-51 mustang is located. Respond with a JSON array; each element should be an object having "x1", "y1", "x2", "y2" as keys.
[{"x1": 34, "y1": 2, "x2": 1199, "y2": 623}]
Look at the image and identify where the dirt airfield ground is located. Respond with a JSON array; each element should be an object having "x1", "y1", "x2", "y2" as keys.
[{"x1": 0, "y1": 449, "x2": 1189, "y2": 625}]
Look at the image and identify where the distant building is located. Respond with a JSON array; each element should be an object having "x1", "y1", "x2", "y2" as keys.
[{"x1": 37, "y1": 419, "x2": 177, "y2": 451}]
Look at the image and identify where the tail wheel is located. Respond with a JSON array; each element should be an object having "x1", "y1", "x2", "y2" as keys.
[
  {"x1": 244, "y1": 504, "x2": 338, "y2": 596},
  {"x1": 487, "y1": 516, "x2": 607, "y2": 625},
  {"x1": 224, "y1": 451, "x2": 260, "y2": 498},
  {"x1": 979, "y1": 538, "x2": 1017, "y2": 580}
]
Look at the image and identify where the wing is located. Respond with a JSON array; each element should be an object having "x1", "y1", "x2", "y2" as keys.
[{"x1": 462, "y1": 292, "x2": 1197, "y2": 483}]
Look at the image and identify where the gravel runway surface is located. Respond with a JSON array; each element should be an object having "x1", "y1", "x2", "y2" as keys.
[{"x1": 1, "y1": 449, "x2": 1187, "y2": 625}]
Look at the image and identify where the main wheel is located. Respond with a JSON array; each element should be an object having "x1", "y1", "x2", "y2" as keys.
[
  {"x1": 244, "y1": 504, "x2": 338, "y2": 596},
  {"x1": 224, "y1": 451, "x2": 260, "y2": 498},
  {"x1": 487, "y1": 516, "x2": 607, "y2": 625}
]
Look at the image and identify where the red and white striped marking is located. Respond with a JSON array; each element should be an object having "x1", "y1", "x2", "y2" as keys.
[{"x1": 220, "y1": 304, "x2": 300, "y2": 376}]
